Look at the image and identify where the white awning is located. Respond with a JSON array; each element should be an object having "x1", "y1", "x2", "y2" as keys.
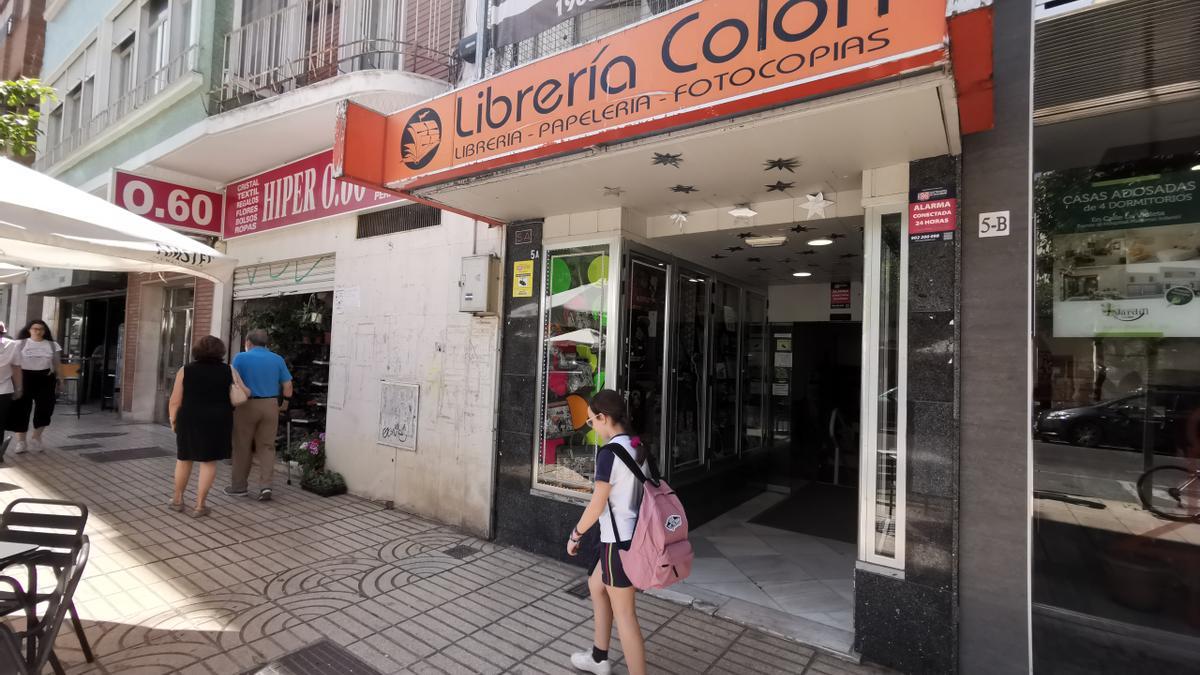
[
  {"x1": 0, "y1": 264, "x2": 29, "y2": 283},
  {"x1": 0, "y1": 159, "x2": 235, "y2": 282}
]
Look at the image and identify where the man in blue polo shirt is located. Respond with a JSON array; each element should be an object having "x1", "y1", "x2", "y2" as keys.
[{"x1": 226, "y1": 329, "x2": 292, "y2": 501}]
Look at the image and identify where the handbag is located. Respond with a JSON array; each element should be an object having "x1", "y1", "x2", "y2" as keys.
[{"x1": 229, "y1": 366, "x2": 248, "y2": 407}]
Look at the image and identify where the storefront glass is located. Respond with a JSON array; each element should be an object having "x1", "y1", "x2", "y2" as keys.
[
  {"x1": 671, "y1": 270, "x2": 708, "y2": 472},
  {"x1": 625, "y1": 256, "x2": 669, "y2": 471},
  {"x1": 709, "y1": 282, "x2": 741, "y2": 460},
  {"x1": 536, "y1": 243, "x2": 613, "y2": 494},
  {"x1": 742, "y1": 293, "x2": 767, "y2": 453},
  {"x1": 1032, "y1": 148, "x2": 1200, "y2": 654},
  {"x1": 871, "y1": 213, "x2": 903, "y2": 560}
]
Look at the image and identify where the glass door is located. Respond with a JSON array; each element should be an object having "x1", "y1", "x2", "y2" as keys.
[
  {"x1": 859, "y1": 210, "x2": 907, "y2": 568},
  {"x1": 623, "y1": 254, "x2": 670, "y2": 471},
  {"x1": 670, "y1": 270, "x2": 708, "y2": 475},
  {"x1": 708, "y1": 282, "x2": 741, "y2": 462},
  {"x1": 741, "y1": 292, "x2": 768, "y2": 454},
  {"x1": 156, "y1": 287, "x2": 194, "y2": 425}
]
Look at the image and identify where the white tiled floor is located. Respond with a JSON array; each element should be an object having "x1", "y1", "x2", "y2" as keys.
[{"x1": 675, "y1": 491, "x2": 857, "y2": 633}]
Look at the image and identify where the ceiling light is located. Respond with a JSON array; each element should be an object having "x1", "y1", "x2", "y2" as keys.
[
  {"x1": 728, "y1": 205, "x2": 758, "y2": 219},
  {"x1": 808, "y1": 238, "x2": 834, "y2": 246},
  {"x1": 1192, "y1": 164, "x2": 1200, "y2": 171},
  {"x1": 744, "y1": 235, "x2": 787, "y2": 248},
  {"x1": 688, "y1": 278, "x2": 702, "y2": 283},
  {"x1": 792, "y1": 272, "x2": 812, "y2": 278}
]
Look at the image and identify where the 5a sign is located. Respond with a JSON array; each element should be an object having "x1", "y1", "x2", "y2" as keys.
[{"x1": 113, "y1": 171, "x2": 223, "y2": 235}]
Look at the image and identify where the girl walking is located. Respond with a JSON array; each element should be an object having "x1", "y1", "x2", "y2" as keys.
[
  {"x1": 169, "y1": 336, "x2": 249, "y2": 517},
  {"x1": 9, "y1": 320, "x2": 62, "y2": 454},
  {"x1": 567, "y1": 390, "x2": 648, "y2": 675}
]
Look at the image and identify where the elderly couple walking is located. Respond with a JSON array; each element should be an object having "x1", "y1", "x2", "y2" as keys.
[{"x1": 168, "y1": 329, "x2": 292, "y2": 517}]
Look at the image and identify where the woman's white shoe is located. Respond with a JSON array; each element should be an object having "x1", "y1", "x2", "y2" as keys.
[
  {"x1": 11, "y1": 441, "x2": 26, "y2": 455},
  {"x1": 29, "y1": 438, "x2": 43, "y2": 452},
  {"x1": 570, "y1": 650, "x2": 612, "y2": 675}
]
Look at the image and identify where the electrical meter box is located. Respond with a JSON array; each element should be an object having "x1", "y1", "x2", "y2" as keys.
[{"x1": 459, "y1": 255, "x2": 498, "y2": 314}]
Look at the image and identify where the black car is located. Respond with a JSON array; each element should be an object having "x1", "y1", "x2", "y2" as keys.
[{"x1": 1035, "y1": 386, "x2": 1200, "y2": 452}]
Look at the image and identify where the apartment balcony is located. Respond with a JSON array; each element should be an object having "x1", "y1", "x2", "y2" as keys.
[
  {"x1": 211, "y1": 0, "x2": 461, "y2": 114},
  {"x1": 35, "y1": 44, "x2": 200, "y2": 172}
]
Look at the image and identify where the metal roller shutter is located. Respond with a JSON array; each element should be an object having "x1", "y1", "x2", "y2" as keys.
[
  {"x1": 1034, "y1": 0, "x2": 1200, "y2": 120},
  {"x1": 232, "y1": 253, "x2": 336, "y2": 300}
]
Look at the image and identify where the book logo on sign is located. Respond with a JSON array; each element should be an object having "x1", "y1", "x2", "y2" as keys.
[{"x1": 402, "y1": 108, "x2": 443, "y2": 170}]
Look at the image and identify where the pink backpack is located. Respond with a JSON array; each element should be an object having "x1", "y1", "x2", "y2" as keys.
[{"x1": 608, "y1": 445, "x2": 693, "y2": 590}]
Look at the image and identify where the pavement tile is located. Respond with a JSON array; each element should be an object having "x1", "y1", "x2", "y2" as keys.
[{"x1": 0, "y1": 411, "x2": 895, "y2": 675}]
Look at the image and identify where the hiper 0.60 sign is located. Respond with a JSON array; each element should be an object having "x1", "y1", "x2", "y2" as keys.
[{"x1": 113, "y1": 171, "x2": 223, "y2": 235}]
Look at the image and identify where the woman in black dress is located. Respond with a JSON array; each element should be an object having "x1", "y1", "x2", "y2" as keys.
[{"x1": 168, "y1": 336, "x2": 249, "y2": 516}]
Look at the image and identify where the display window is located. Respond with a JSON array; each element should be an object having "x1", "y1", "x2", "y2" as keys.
[
  {"x1": 1032, "y1": 150, "x2": 1200, "y2": 650},
  {"x1": 535, "y1": 242, "x2": 618, "y2": 495}
]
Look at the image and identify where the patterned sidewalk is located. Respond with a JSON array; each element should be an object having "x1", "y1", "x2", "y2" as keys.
[{"x1": 0, "y1": 410, "x2": 891, "y2": 674}]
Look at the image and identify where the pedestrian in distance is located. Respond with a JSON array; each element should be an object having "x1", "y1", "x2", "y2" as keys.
[
  {"x1": 9, "y1": 320, "x2": 63, "y2": 454},
  {"x1": 0, "y1": 323, "x2": 21, "y2": 461},
  {"x1": 567, "y1": 390, "x2": 648, "y2": 675},
  {"x1": 225, "y1": 329, "x2": 292, "y2": 502},
  {"x1": 169, "y1": 335, "x2": 249, "y2": 517}
]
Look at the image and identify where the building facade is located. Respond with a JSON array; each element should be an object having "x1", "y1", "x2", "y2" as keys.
[
  {"x1": 333, "y1": 0, "x2": 1200, "y2": 672},
  {"x1": 27, "y1": 0, "x2": 1200, "y2": 671},
  {"x1": 35, "y1": 0, "x2": 502, "y2": 536}
]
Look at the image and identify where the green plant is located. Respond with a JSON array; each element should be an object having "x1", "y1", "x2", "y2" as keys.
[
  {"x1": 291, "y1": 432, "x2": 326, "y2": 473},
  {"x1": 301, "y1": 467, "x2": 346, "y2": 495},
  {"x1": 1, "y1": 78, "x2": 56, "y2": 157}
]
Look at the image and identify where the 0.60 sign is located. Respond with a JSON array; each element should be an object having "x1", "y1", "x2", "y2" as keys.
[{"x1": 113, "y1": 170, "x2": 223, "y2": 235}]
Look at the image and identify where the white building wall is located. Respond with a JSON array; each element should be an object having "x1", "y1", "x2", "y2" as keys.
[{"x1": 224, "y1": 212, "x2": 503, "y2": 537}]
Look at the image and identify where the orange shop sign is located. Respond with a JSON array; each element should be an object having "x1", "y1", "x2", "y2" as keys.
[{"x1": 336, "y1": 0, "x2": 948, "y2": 192}]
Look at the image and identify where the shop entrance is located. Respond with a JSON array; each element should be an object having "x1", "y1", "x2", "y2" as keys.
[
  {"x1": 60, "y1": 293, "x2": 127, "y2": 412},
  {"x1": 615, "y1": 218, "x2": 870, "y2": 637}
]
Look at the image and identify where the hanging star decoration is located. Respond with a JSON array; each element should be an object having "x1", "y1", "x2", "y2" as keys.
[
  {"x1": 670, "y1": 211, "x2": 689, "y2": 229},
  {"x1": 725, "y1": 246, "x2": 743, "y2": 253},
  {"x1": 766, "y1": 181, "x2": 795, "y2": 193},
  {"x1": 711, "y1": 254, "x2": 726, "y2": 260},
  {"x1": 758, "y1": 267, "x2": 771, "y2": 272},
  {"x1": 840, "y1": 253, "x2": 858, "y2": 259},
  {"x1": 671, "y1": 185, "x2": 698, "y2": 194},
  {"x1": 790, "y1": 224, "x2": 811, "y2": 233},
  {"x1": 809, "y1": 263, "x2": 821, "y2": 267},
  {"x1": 602, "y1": 186, "x2": 625, "y2": 197},
  {"x1": 829, "y1": 233, "x2": 847, "y2": 240},
  {"x1": 653, "y1": 152, "x2": 684, "y2": 168},
  {"x1": 736, "y1": 232, "x2": 754, "y2": 239},
  {"x1": 764, "y1": 157, "x2": 800, "y2": 173},
  {"x1": 800, "y1": 192, "x2": 835, "y2": 219},
  {"x1": 779, "y1": 257, "x2": 794, "y2": 264},
  {"x1": 799, "y1": 249, "x2": 816, "y2": 255},
  {"x1": 747, "y1": 257, "x2": 762, "y2": 263}
]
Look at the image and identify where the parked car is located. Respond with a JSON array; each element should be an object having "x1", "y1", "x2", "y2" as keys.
[{"x1": 1035, "y1": 386, "x2": 1200, "y2": 453}]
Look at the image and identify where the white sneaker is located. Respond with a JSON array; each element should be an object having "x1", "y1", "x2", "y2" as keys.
[
  {"x1": 12, "y1": 441, "x2": 26, "y2": 455},
  {"x1": 570, "y1": 650, "x2": 612, "y2": 675},
  {"x1": 29, "y1": 438, "x2": 43, "y2": 452}
]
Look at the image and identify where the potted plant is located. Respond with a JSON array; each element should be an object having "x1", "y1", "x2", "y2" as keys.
[
  {"x1": 301, "y1": 468, "x2": 347, "y2": 497},
  {"x1": 294, "y1": 432, "x2": 326, "y2": 474}
]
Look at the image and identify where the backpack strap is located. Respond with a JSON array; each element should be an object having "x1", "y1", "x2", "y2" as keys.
[{"x1": 608, "y1": 442, "x2": 661, "y2": 487}]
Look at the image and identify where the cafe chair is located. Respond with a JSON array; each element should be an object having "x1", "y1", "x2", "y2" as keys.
[
  {"x1": 0, "y1": 538, "x2": 89, "y2": 674},
  {"x1": 0, "y1": 499, "x2": 93, "y2": 665}
]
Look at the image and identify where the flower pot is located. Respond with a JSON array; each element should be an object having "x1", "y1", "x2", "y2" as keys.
[{"x1": 301, "y1": 480, "x2": 346, "y2": 497}]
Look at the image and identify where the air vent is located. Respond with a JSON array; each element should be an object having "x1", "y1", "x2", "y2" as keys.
[
  {"x1": 1034, "y1": 0, "x2": 1200, "y2": 120},
  {"x1": 356, "y1": 204, "x2": 441, "y2": 239}
]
